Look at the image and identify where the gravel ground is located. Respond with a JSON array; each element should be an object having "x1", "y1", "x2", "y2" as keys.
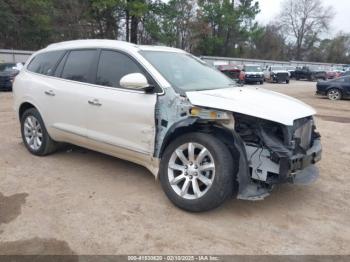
[{"x1": 0, "y1": 80, "x2": 349, "y2": 255}]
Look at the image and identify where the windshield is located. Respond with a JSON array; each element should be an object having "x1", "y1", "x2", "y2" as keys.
[
  {"x1": 140, "y1": 51, "x2": 235, "y2": 91},
  {"x1": 0, "y1": 63, "x2": 16, "y2": 72},
  {"x1": 245, "y1": 66, "x2": 262, "y2": 72},
  {"x1": 284, "y1": 66, "x2": 295, "y2": 70},
  {"x1": 271, "y1": 67, "x2": 285, "y2": 71},
  {"x1": 333, "y1": 67, "x2": 344, "y2": 71},
  {"x1": 309, "y1": 66, "x2": 322, "y2": 71}
]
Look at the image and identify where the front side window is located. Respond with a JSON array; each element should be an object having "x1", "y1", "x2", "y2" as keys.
[
  {"x1": 271, "y1": 67, "x2": 285, "y2": 71},
  {"x1": 61, "y1": 50, "x2": 96, "y2": 83},
  {"x1": 140, "y1": 51, "x2": 234, "y2": 92},
  {"x1": 27, "y1": 51, "x2": 65, "y2": 75},
  {"x1": 96, "y1": 50, "x2": 143, "y2": 88}
]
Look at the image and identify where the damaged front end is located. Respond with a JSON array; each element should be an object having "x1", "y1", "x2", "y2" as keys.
[
  {"x1": 235, "y1": 114, "x2": 322, "y2": 200},
  {"x1": 154, "y1": 87, "x2": 322, "y2": 202}
]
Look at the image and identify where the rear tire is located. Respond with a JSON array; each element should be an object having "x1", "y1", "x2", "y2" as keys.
[
  {"x1": 21, "y1": 108, "x2": 58, "y2": 156},
  {"x1": 159, "y1": 133, "x2": 235, "y2": 212},
  {"x1": 286, "y1": 79, "x2": 290, "y2": 84},
  {"x1": 327, "y1": 88, "x2": 342, "y2": 101}
]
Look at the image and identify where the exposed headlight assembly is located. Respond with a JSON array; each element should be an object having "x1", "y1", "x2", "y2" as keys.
[{"x1": 190, "y1": 107, "x2": 231, "y2": 120}]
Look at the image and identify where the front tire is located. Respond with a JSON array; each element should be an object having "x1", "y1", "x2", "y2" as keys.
[
  {"x1": 159, "y1": 133, "x2": 235, "y2": 212},
  {"x1": 21, "y1": 108, "x2": 58, "y2": 156}
]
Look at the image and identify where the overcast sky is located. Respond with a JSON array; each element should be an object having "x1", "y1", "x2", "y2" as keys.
[{"x1": 256, "y1": 0, "x2": 350, "y2": 36}]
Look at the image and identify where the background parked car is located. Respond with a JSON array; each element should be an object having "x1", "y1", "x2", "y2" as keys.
[
  {"x1": 217, "y1": 64, "x2": 241, "y2": 82},
  {"x1": 295, "y1": 66, "x2": 327, "y2": 81},
  {"x1": 332, "y1": 66, "x2": 346, "y2": 75},
  {"x1": 316, "y1": 76, "x2": 350, "y2": 100},
  {"x1": 324, "y1": 67, "x2": 338, "y2": 79},
  {"x1": 264, "y1": 66, "x2": 290, "y2": 83},
  {"x1": 0, "y1": 63, "x2": 20, "y2": 91},
  {"x1": 340, "y1": 71, "x2": 350, "y2": 77},
  {"x1": 284, "y1": 66, "x2": 296, "y2": 79},
  {"x1": 241, "y1": 64, "x2": 264, "y2": 84}
]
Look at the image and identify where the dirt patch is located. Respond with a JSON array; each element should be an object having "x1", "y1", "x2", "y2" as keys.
[
  {"x1": 0, "y1": 192, "x2": 28, "y2": 225},
  {"x1": 316, "y1": 115, "x2": 350, "y2": 124},
  {"x1": 0, "y1": 237, "x2": 77, "y2": 256},
  {"x1": 316, "y1": 105, "x2": 350, "y2": 113}
]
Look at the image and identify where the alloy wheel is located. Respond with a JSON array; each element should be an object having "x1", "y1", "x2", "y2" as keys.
[
  {"x1": 23, "y1": 115, "x2": 43, "y2": 151},
  {"x1": 328, "y1": 89, "x2": 341, "y2": 100},
  {"x1": 168, "y1": 143, "x2": 215, "y2": 200}
]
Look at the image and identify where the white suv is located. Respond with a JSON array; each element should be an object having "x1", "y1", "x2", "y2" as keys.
[{"x1": 13, "y1": 40, "x2": 322, "y2": 212}]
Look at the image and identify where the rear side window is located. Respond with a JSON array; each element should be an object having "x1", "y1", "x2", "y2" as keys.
[
  {"x1": 61, "y1": 50, "x2": 97, "y2": 83},
  {"x1": 96, "y1": 50, "x2": 142, "y2": 88},
  {"x1": 27, "y1": 51, "x2": 65, "y2": 75}
]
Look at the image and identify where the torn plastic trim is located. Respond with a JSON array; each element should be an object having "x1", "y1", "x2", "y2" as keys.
[
  {"x1": 231, "y1": 131, "x2": 272, "y2": 201},
  {"x1": 156, "y1": 117, "x2": 198, "y2": 158},
  {"x1": 154, "y1": 87, "x2": 235, "y2": 159},
  {"x1": 234, "y1": 114, "x2": 321, "y2": 199},
  {"x1": 154, "y1": 87, "x2": 193, "y2": 159},
  {"x1": 290, "y1": 165, "x2": 319, "y2": 185}
]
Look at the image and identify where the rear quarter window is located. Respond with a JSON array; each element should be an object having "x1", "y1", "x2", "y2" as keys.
[{"x1": 27, "y1": 51, "x2": 65, "y2": 76}]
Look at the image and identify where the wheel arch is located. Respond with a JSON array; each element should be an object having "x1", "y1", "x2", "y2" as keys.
[
  {"x1": 326, "y1": 86, "x2": 343, "y2": 94},
  {"x1": 158, "y1": 120, "x2": 240, "y2": 173},
  {"x1": 19, "y1": 102, "x2": 37, "y2": 120}
]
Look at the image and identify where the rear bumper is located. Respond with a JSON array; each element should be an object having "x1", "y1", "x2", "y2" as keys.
[
  {"x1": 272, "y1": 75, "x2": 290, "y2": 82},
  {"x1": 0, "y1": 81, "x2": 12, "y2": 90}
]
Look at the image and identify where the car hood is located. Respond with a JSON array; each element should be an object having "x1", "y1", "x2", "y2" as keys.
[
  {"x1": 271, "y1": 70, "x2": 288, "y2": 74},
  {"x1": 186, "y1": 87, "x2": 316, "y2": 126},
  {"x1": 245, "y1": 72, "x2": 263, "y2": 75}
]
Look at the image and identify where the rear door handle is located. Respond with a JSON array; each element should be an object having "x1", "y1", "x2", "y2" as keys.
[
  {"x1": 44, "y1": 90, "x2": 55, "y2": 96},
  {"x1": 88, "y1": 99, "x2": 102, "y2": 106}
]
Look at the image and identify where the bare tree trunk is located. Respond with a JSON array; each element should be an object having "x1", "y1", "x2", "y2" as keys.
[
  {"x1": 130, "y1": 15, "x2": 138, "y2": 44},
  {"x1": 279, "y1": 0, "x2": 334, "y2": 61},
  {"x1": 126, "y1": 9, "x2": 130, "y2": 42}
]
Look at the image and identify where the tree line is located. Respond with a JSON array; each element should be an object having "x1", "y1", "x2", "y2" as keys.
[{"x1": 1, "y1": 0, "x2": 349, "y2": 64}]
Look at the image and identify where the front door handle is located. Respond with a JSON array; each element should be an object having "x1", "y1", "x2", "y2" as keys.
[
  {"x1": 44, "y1": 90, "x2": 55, "y2": 96},
  {"x1": 88, "y1": 99, "x2": 102, "y2": 106}
]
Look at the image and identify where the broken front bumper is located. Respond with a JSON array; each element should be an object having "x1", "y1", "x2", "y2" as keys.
[
  {"x1": 281, "y1": 138, "x2": 322, "y2": 184},
  {"x1": 238, "y1": 139, "x2": 322, "y2": 201},
  {"x1": 265, "y1": 139, "x2": 322, "y2": 185}
]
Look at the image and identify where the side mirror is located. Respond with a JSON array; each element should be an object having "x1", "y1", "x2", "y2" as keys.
[{"x1": 120, "y1": 73, "x2": 153, "y2": 91}]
